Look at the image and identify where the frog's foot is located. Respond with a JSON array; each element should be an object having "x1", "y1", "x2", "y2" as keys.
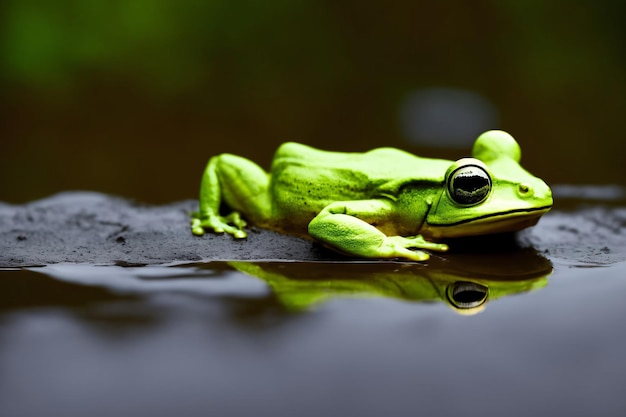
[
  {"x1": 191, "y1": 212, "x2": 247, "y2": 238},
  {"x1": 401, "y1": 235, "x2": 448, "y2": 252},
  {"x1": 383, "y1": 235, "x2": 448, "y2": 261}
]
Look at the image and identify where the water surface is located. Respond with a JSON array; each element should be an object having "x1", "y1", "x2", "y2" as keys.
[{"x1": 1, "y1": 263, "x2": 625, "y2": 416}]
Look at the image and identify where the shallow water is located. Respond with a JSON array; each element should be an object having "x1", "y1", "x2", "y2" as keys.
[{"x1": 1, "y1": 195, "x2": 626, "y2": 417}]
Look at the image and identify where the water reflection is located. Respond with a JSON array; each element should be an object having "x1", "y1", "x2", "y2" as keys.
[
  {"x1": 5, "y1": 255, "x2": 626, "y2": 417},
  {"x1": 5, "y1": 247, "x2": 553, "y2": 323},
  {"x1": 228, "y1": 248, "x2": 552, "y2": 314}
]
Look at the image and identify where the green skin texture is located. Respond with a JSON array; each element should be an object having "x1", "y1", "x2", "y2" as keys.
[{"x1": 191, "y1": 130, "x2": 553, "y2": 261}]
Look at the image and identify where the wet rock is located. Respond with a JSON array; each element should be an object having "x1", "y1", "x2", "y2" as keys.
[
  {"x1": 1, "y1": 191, "x2": 624, "y2": 268},
  {"x1": 519, "y1": 206, "x2": 626, "y2": 266},
  {"x1": 0, "y1": 192, "x2": 334, "y2": 268}
]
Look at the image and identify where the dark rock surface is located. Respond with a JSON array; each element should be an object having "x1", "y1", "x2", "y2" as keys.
[
  {"x1": 0, "y1": 192, "x2": 333, "y2": 268},
  {"x1": 1, "y1": 191, "x2": 625, "y2": 268},
  {"x1": 519, "y1": 204, "x2": 626, "y2": 265}
]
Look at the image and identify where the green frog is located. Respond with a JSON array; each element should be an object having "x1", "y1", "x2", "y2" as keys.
[{"x1": 191, "y1": 130, "x2": 552, "y2": 261}]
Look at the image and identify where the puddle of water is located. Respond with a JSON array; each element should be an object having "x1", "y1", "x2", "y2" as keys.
[{"x1": 1, "y1": 254, "x2": 625, "y2": 417}]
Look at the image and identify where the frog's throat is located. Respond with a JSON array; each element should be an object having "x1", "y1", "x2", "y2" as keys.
[{"x1": 423, "y1": 205, "x2": 552, "y2": 239}]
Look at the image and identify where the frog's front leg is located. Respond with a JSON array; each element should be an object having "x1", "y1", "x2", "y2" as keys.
[
  {"x1": 191, "y1": 154, "x2": 271, "y2": 238},
  {"x1": 308, "y1": 200, "x2": 448, "y2": 261}
]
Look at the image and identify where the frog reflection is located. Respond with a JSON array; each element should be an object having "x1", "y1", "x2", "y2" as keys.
[{"x1": 229, "y1": 249, "x2": 552, "y2": 315}]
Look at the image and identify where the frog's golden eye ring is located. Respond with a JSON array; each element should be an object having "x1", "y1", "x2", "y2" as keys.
[
  {"x1": 447, "y1": 162, "x2": 492, "y2": 206},
  {"x1": 446, "y1": 281, "x2": 489, "y2": 314}
]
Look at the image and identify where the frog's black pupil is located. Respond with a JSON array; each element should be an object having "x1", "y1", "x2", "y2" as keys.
[{"x1": 449, "y1": 167, "x2": 491, "y2": 205}]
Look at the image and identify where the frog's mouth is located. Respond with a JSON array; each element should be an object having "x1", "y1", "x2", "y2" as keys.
[{"x1": 424, "y1": 205, "x2": 552, "y2": 239}]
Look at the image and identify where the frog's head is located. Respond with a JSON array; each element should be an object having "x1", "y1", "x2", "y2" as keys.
[{"x1": 424, "y1": 130, "x2": 553, "y2": 239}]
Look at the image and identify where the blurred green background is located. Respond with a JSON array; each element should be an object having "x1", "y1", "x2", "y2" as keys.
[{"x1": 1, "y1": 0, "x2": 624, "y2": 204}]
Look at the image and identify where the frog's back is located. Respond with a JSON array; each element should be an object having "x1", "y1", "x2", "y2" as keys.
[
  {"x1": 268, "y1": 142, "x2": 451, "y2": 231},
  {"x1": 272, "y1": 142, "x2": 449, "y2": 181}
]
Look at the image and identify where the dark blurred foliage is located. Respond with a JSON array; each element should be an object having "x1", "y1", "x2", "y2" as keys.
[{"x1": 1, "y1": 0, "x2": 624, "y2": 203}]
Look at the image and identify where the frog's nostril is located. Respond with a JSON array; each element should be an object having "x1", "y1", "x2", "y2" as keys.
[{"x1": 518, "y1": 183, "x2": 533, "y2": 197}]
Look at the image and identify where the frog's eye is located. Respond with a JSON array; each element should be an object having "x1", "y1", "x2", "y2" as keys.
[
  {"x1": 446, "y1": 281, "x2": 489, "y2": 310},
  {"x1": 447, "y1": 164, "x2": 492, "y2": 206}
]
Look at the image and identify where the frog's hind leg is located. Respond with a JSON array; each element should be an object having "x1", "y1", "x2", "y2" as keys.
[
  {"x1": 215, "y1": 154, "x2": 272, "y2": 224},
  {"x1": 191, "y1": 153, "x2": 271, "y2": 238}
]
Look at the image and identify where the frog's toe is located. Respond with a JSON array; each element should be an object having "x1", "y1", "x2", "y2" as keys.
[
  {"x1": 402, "y1": 249, "x2": 430, "y2": 262},
  {"x1": 389, "y1": 246, "x2": 430, "y2": 261},
  {"x1": 210, "y1": 217, "x2": 248, "y2": 238},
  {"x1": 225, "y1": 212, "x2": 247, "y2": 228},
  {"x1": 423, "y1": 241, "x2": 448, "y2": 252},
  {"x1": 405, "y1": 235, "x2": 448, "y2": 252},
  {"x1": 191, "y1": 213, "x2": 248, "y2": 238},
  {"x1": 190, "y1": 219, "x2": 206, "y2": 236},
  {"x1": 219, "y1": 223, "x2": 247, "y2": 238},
  {"x1": 381, "y1": 237, "x2": 431, "y2": 261},
  {"x1": 233, "y1": 229, "x2": 247, "y2": 239},
  {"x1": 191, "y1": 227, "x2": 205, "y2": 236}
]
